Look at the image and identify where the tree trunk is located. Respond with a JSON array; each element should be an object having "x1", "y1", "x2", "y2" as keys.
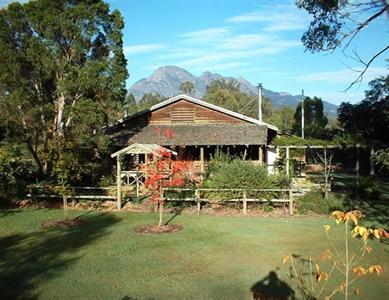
[
  {"x1": 158, "y1": 202, "x2": 164, "y2": 227},
  {"x1": 26, "y1": 138, "x2": 45, "y2": 177},
  {"x1": 56, "y1": 94, "x2": 65, "y2": 136}
]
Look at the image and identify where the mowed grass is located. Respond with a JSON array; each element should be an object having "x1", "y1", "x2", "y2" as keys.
[{"x1": 0, "y1": 209, "x2": 388, "y2": 300}]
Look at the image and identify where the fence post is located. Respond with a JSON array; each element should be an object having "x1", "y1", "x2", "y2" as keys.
[
  {"x1": 29, "y1": 186, "x2": 35, "y2": 203},
  {"x1": 289, "y1": 189, "x2": 294, "y2": 215},
  {"x1": 243, "y1": 191, "x2": 247, "y2": 215},
  {"x1": 195, "y1": 189, "x2": 201, "y2": 215},
  {"x1": 63, "y1": 195, "x2": 68, "y2": 211},
  {"x1": 116, "y1": 154, "x2": 122, "y2": 210},
  {"x1": 286, "y1": 146, "x2": 290, "y2": 177}
]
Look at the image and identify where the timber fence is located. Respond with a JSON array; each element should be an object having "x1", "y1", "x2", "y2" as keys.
[
  {"x1": 27, "y1": 185, "x2": 300, "y2": 215},
  {"x1": 162, "y1": 188, "x2": 298, "y2": 215},
  {"x1": 27, "y1": 185, "x2": 117, "y2": 208}
]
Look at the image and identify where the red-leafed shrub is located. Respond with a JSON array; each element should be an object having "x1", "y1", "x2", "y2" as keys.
[{"x1": 143, "y1": 148, "x2": 191, "y2": 227}]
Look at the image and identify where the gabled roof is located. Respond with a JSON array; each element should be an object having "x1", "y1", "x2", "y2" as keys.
[
  {"x1": 111, "y1": 143, "x2": 177, "y2": 158},
  {"x1": 111, "y1": 94, "x2": 278, "y2": 132}
]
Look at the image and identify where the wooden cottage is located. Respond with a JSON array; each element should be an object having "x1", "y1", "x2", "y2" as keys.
[{"x1": 105, "y1": 94, "x2": 279, "y2": 174}]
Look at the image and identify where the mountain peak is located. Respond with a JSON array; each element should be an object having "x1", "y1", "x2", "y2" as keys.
[
  {"x1": 150, "y1": 65, "x2": 195, "y2": 81},
  {"x1": 128, "y1": 65, "x2": 338, "y2": 117}
]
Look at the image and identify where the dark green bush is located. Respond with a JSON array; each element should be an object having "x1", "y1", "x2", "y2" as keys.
[
  {"x1": 352, "y1": 177, "x2": 382, "y2": 200},
  {"x1": 297, "y1": 190, "x2": 343, "y2": 214},
  {"x1": 203, "y1": 155, "x2": 290, "y2": 200},
  {"x1": 0, "y1": 143, "x2": 37, "y2": 204}
]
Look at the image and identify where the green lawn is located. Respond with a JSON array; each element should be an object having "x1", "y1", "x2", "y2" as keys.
[{"x1": 0, "y1": 209, "x2": 388, "y2": 300}]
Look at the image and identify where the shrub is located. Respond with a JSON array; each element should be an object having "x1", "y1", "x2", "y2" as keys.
[
  {"x1": 0, "y1": 143, "x2": 37, "y2": 204},
  {"x1": 297, "y1": 190, "x2": 343, "y2": 214},
  {"x1": 203, "y1": 156, "x2": 290, "y2": 200},
  {"x1": 352, "y1": 177, "x2": 382, "y2": 200}
]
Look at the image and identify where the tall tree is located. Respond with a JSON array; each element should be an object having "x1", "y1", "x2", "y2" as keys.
[
  {"x1": 338, "y1": 75, "x2": 389, "y2": 169},
  {"x1": 293, "y1": 96, "x2": 329, "y2": 139},
  {"x1": 125, "y1": 93, "x2": 138, "y2": 116},
  {"x1": 204, "y1": 79, "x2": 272, "y2": 119},
  {"x1": 0, "y1": 0, "x2": 128, "y2": 183},
  {"x1": 180, "y1": 81, "x2": 195, "y2": 95},
  {"x1": 265, "y1": 106, "x2": 295, "y2": 133},
  {"x1": 296, "y1": 0, "x2": 388, "y2": 88},
  {"x1": 137, "y1": 93, "x2": 164, "y2": 111},
  {"x1": 338, "y1": 75, "x2": 389, "y2": 145}
]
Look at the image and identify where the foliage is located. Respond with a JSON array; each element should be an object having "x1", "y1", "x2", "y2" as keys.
[
  {"x1": 337, "y1": 75, "x2": 389, "y2": 171},
  {"x1": 265, "y1": 106, "x2": 295, "y2": 133},
  {"x1": 125, "y1": 93, "x2": 138, "y2": 116},
  {"x1": 296, "y1": 0, "x2": 388, "y2": 88},
  {"x1": 0, "y1": 0, "x2": 127, "y2": 185},
  {"x1": 348, "y1": 177, "x2": 382, "y2": 200},
  {"x1": 180, "y1": 81, "x2": 195, "y2": 95},
  {"x1": 137, "y1": 93, "x2": 164, "y2": 111},
  {"x1": 143, "y1": 148, "x2": 190, "y2": 226},
  {"x1": 293, "y1": 96, "x2": 329, "y2": 139},
  {"x1": 374, "y1": 148, "x2": 389, "y2": 170},
  {"x1": 283, "y1": 210, "x2": 386, "y2": 300},
  {"x1": 204, "y1": 79, "x2": 273, "y2": 119},
  {"x1": 204, "y1": 152, "x2": 290, "y2": 199},
  {"x1": 338, "y1": 76, "x2": 389, "y2": 146},
  {"x1": 297, "y1": 190, "x2": 342, "y2": 214},
  {"x1": 273, "y1": 135, "x2": 331, "y2": 162},
  {"x1": 0, "y1": 143, "x2": 36, "y2": 202},
  {"x1": 273, "y1": 135, "x2": 330, "y2": 146}
]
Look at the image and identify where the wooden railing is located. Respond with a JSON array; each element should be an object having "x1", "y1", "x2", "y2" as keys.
[
  {"x1": 162, "y1": 188, "x2": 298, "y2": 215},
  {"x1": 26, "y1": 185, "x2": 117, "y2": 208}
]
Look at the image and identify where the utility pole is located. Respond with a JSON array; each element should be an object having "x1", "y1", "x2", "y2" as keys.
[
  {"x1": 258, "y1": 83, "x2": 263, "y2": 122},
  {"x1": 301, "y1": 89, "x2": 305, "y2": 139}
]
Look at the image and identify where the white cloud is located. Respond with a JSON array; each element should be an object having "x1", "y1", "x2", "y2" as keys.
[
  {"x1": 197, "y1": 62, "x2": 248, "y2": 73},
  {"x1": 123, "y1": 44, "x2": 165, "y2": 55},
  {"x1": 220, "y1": 33, "x2": 274, "y2": 50},
  {"x1": 293, "y1": 67, "x2": 388, "y2": 84},
  {"x1": 179, "y1": 27, "x2": 229, "y2": 43},
  {"x1": 125, "y1": 4, "x2": 305, "y2": 79},
  {"x1": 171, "y1": 28, "x2": 300, "y2": 70},
  {"x1": 226, "y1": 3, "x2": 308, "y2": 32}
]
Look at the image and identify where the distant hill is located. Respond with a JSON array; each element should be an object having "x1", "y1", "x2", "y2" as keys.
[{"x1": 128, "y1": 65, "x2": 338, "y2": 117}]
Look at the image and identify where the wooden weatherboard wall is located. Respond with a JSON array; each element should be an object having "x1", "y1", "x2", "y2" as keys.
[{"x1": 150, "y1": 99, "x2": 245, "y2": 124}]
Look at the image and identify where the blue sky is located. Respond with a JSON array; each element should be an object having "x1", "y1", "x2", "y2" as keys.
[
  {"x1": 110, "y1": 0, "x2": 388, "y2": 105},
  {"x1": 2, "y1": 0, "x2": 388, "y2": 105}
]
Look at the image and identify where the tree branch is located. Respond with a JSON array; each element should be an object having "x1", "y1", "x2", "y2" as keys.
[{"x1": 345, "y1": 45, "x2": 389, "y2": 91}]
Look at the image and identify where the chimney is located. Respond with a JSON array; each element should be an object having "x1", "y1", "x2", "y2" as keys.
[{"x1": 258, "y1": 83, "x2": 263, "y2": 122}]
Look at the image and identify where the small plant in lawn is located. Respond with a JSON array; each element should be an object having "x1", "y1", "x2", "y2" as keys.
[
  {"x1": 143, "y1": 148, "x2": 190, "y2": 227},
  {"x1": 282, "y1": 210, "x2": 387, "y2": 300}
]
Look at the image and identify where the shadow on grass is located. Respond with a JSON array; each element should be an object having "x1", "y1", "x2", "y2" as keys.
[
  {"x1": 251, "y1": 270, "x2": 296, "y2": 300},
  {"x1": 329, "y1": 174, "x2": 389, "y2": 227},
  {"x1": 121, "y1": 296, "x2": 155, "y2": 300},
  {"x1": 164, "y1": 207, "x2": 184, "y2": 226},
  {"x1": 0, "y1": 208, "x2": 26, "y2": 218},
  {"x1": 0, "y1": 212, "x2": 120, "y2": 300}
]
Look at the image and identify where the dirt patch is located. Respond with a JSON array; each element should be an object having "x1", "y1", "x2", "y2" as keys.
[
  {"x1": 135, "y1": 224, "x2": 183, "y2": 234},
  {"x1": 179, "y1": 205, "x2": 293, "y2": 217},
  {"x1": 16, "y1": 199, "x2": 61, "y2": 209},
  {"x1": 41, "y1": 218, "x2": 85, "y2": 229}
]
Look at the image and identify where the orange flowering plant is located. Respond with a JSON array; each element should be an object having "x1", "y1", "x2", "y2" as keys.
[
  {"x1": 143, "y1": 147, "x2": 191, "y2": 227},
  {"x1": 282, "y1": 210, "x2": 387, "y2": 300}
]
